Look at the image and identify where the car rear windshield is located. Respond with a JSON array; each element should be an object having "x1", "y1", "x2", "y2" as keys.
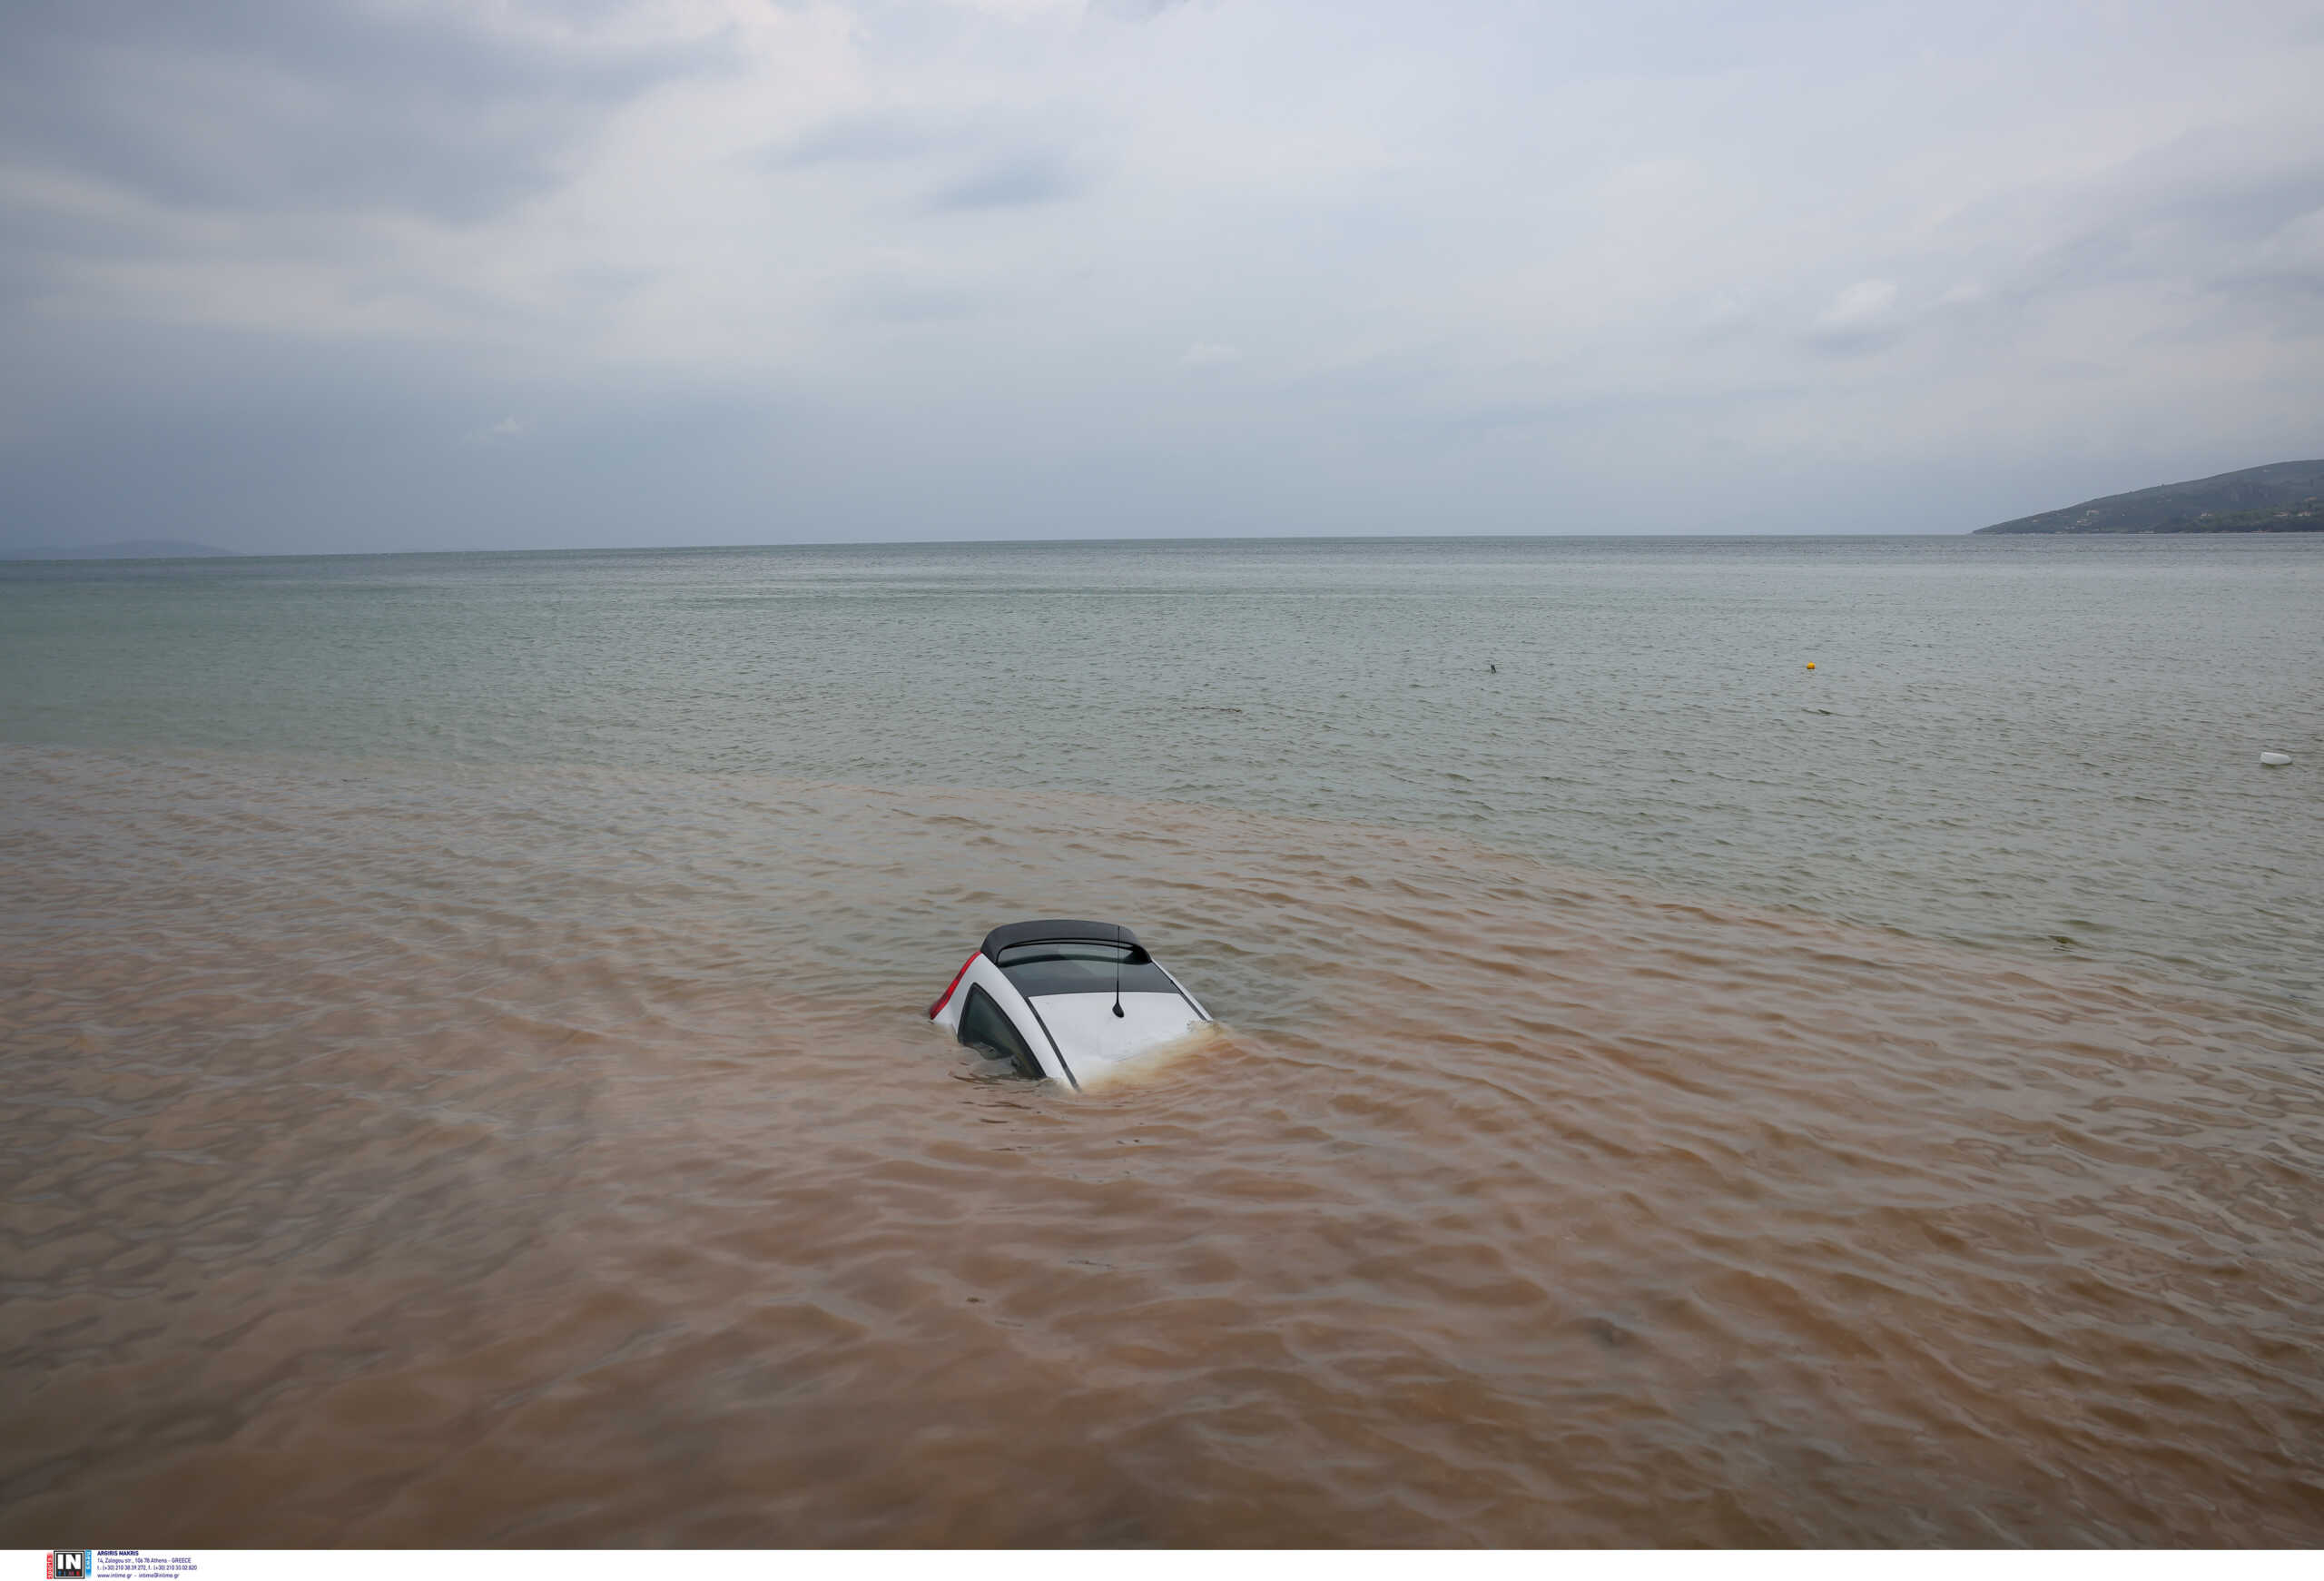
[{"x1": 994, "y1": 941, "x2": 1181, "y2": 999}]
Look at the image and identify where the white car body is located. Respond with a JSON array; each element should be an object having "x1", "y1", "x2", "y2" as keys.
[{"x1": 928, "y1": 919, "x2": 1211, "y2": 1089}]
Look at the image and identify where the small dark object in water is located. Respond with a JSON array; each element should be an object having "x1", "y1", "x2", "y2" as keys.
[{"x1": 1583, "y1": 1315, "x2": 1634, "y2": 1349}]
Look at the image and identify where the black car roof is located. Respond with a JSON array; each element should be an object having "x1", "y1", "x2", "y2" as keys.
[{"x1": 980, "y1": 918, "x2": 1141, "y2": 958}]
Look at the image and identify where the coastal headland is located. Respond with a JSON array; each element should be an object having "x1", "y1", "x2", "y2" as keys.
[{"x1": 1977, "y1": 459, "x2": 2324, "y2": 533}]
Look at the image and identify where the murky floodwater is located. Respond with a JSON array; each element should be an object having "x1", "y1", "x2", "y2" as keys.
[{"x1": 4, "y1": 538, "x2": 2320, "y2": 1544}]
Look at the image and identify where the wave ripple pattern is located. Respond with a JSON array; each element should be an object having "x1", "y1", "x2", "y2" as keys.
[{"x1": 5, "y1": 749, "x2": 2320, "y2": 1546}]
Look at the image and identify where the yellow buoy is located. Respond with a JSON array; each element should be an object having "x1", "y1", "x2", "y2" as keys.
[{"x1": 1805, "y1": 662, "x2": 1816, "y2": 670}]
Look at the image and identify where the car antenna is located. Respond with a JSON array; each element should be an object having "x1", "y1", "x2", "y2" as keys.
[{"x1": 1112, "y1": 944, "x2": 1126, "y2": 1017}]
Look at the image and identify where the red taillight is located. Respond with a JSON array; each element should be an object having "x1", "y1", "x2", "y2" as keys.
[{"x1": 927, "y1": 953, "x2": 979, "y2": 1019}]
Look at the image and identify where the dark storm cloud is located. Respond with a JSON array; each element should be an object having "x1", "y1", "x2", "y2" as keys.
[{"x1": 0, "y1": 0, "x2": 733, "y2": 222}]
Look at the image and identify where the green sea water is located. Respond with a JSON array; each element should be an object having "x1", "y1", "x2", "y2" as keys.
[{"x1": 5, "y1": 533, "x2": 2319, "y2": 1005}]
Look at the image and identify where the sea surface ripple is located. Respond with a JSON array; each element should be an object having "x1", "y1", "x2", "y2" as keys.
[
  {"x1": 4, "y1": 748, "x2": 2320, "y2": 1545},
  {"x1": 3, "y1": 536, "x2": 2321, "y2": 1545}
]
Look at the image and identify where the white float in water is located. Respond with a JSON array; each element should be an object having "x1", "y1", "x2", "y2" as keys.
[{"x1": 2260, "y1": 751, "x2": 2291, "y2": 766}]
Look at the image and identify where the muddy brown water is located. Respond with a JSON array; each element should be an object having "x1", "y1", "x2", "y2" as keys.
[{"x1": 5, "y1": 746, "x2": 2320, "y2": 1546}]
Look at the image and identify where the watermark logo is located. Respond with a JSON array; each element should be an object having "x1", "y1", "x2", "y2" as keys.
[{"x1": 47, "y1": 1556, "x2": 91, "y2": 1580}]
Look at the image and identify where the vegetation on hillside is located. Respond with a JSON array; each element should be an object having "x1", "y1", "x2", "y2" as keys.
[{"x1": 1977, "y1": 459, "x2": 2324, "y2": 533}]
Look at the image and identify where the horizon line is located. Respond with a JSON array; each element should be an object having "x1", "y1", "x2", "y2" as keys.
[{"x1": 4, "y1": 528, "x2": 2001, "y2": 562}]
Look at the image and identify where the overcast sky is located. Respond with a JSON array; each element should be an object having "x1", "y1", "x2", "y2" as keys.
[{"x1": 3, "y1": 0, "x2": 2321, "y2": 552}]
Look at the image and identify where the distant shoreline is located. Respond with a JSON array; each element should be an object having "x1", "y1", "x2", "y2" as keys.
[{"x1": 1976, "y1": 459, "x2": 2324, "y2": 534}]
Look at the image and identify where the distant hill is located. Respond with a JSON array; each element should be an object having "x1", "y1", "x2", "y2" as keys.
[
  {"x1": 0, "y1": 539, "x2": 240, "y2": 560},
  {"x1": 1976, "y1": 459, "x2": 2324, "y2": 533}
]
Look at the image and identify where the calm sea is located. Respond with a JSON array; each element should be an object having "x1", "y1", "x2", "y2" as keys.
[{"x1": 4, "y1": 535, "x2": 2320, "y2": 1544}]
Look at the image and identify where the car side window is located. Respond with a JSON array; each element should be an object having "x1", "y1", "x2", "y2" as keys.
[{"x1": 958, "y1": 984, "x2": 1043, "y2": 1079}]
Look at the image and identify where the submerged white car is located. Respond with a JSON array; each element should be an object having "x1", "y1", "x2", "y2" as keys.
[{"x1": 928, "y1": 919, "x2": 1213, "y2": 1089}]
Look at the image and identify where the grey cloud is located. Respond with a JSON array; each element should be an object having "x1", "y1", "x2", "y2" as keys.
[
  {"x1": 558, "y1": 263, "x2": 665, "y2": 301},
  {"x1": 2160, "y1": 165, "x2": 2324, "y2": 247},
  {"x1": 0, "y1": 0, "x2": 733, "y2": 223},
  {"x1": 1088, "y1": 0, "x2": 1194, "y2": 18},
  {"x1": 0, "y1": 316, "x2": 794, "y2": 554},
  {"x1": 926, "y1": 152, "x2": 1084, "y2": 212},
  {"x1": 1546, "y1": 0, "x2": 1888, "y2": 79},
  {"x1": 1952, "y1": 130, "x2": 2324, "y2": 315},
  {"x1": 2211, "y1": 233, "x2": 2324, "y2": 310},
  {"x1": 768, "y1": 112, "x2": 1093, "y2": 218},
  {"x1": 1802, "y1": 279, "x2": 1905, "y2": 356},
  {"x1": 6, "y1": 0, "x2": 2324, "y2": 553},
  {"x1": 1769, "y1": 130, "x2": 2324, "y2": 367},
  {"x1": 767, "y1": 112, "x2": 941, "y2": 170},
  {"x1": 839, "y1": 278, "x2": 979, "y2": 324}
]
